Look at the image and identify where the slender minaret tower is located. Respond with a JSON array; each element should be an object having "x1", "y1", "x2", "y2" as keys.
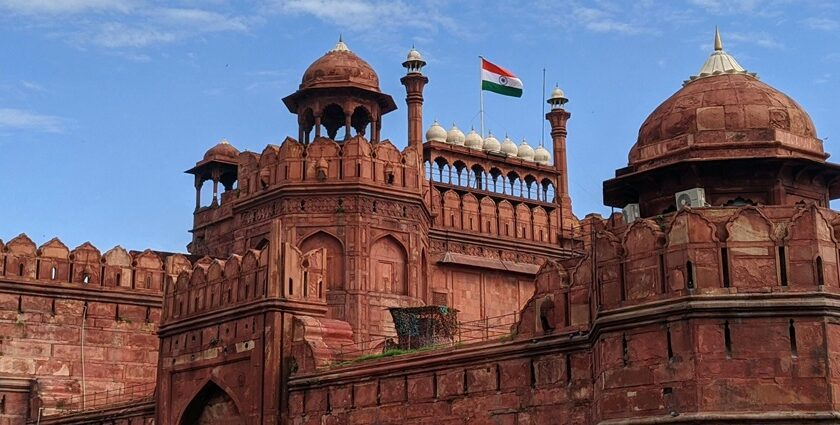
[
  {"x1": 400, "y1": 46, "x2": 428, "y2": 149},
  {"x1": 546, "y1": 86, "x2": 573, "y2": 235}
]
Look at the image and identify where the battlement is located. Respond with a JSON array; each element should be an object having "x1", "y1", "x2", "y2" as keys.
[
  {"x1": 162, "y1": 238, "x2": 328, "y2": 324},
  {"x1": 0, "y1": 233, "x2": 187, "y2": 296},
  {"x1": 517, "y1": 203, "x2": 840, "y2": 338},
  {"x1": 236, "y1": 135, "x2": 423, "y2": 198}
]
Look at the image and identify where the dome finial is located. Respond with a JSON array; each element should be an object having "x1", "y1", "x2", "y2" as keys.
[
  {"x1": 714, "y1": 26, "x2": 723, "y2": 51},
  {"x1": 331, "y1": 35, "x2": 350, "y2": 52}
]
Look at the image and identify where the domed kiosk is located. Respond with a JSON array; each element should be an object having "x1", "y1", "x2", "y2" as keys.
[
  {"x1": 604, "y1": 29, "x2": 840, "y2": 216},
  {"x1": 282, "y1": 37, "x2": 397, "y2": 142}
]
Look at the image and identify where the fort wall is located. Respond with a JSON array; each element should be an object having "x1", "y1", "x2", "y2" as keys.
[
  {"x1": 287, "y1": 204, "x2": 840, "y2": 424},
  {"x1": 0, "y1": 235, "x2": 174, "y2": 424}
]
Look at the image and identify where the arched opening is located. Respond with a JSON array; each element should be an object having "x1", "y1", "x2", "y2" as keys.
[
  {"x1": 300, "y1": 107, "x2": 315, "y2": 144},
  {"x1": 489, "y1": 168, "x2": 503, "y2": 193},
  {"x1": 299, "y1": 232, "x2": 346, "y2": 291},
  {"x1": 541, "y1": 179, "x2": 556, "y2": 203},
  {"x1": 539, "y1": 298, "x2": 555, "y2": 334},
  {"x1": 321, "y1": 104, "x2": 346, "y2": 140},
  {"x1": 180, "y1": 381, "x2": 242, "y2": 425},
  {"x1": 524, "y1": 175, "x2": 538, "y2": 200},
  {"x1": 816, "y1": 256, "x2": 825, "y2": 286},
  {"x1": 350, "y1": 106, "x2": 372, "y2": 138},
  {"x1": 370, "y1": 235, "x2": 408, "y2": 295},
  {"x1": 471, "y1": 164, "x2": 486, "y2": 190},
  {"x1": 432, "y1": 157, "x2": 448, "y2": 182},
  {"x1": 453, "y1": 161, "x2": 468, "y2": 186},
  {"x1": 253, "y1": 238, "x2": 269, "y2": 251},
  {"x1": 507, "y1": 171, "x2": 520, "y2": 196}
]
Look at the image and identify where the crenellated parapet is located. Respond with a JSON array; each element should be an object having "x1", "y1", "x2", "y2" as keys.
[
  {"x1": 162, "y1": 243, "x2": 328, "y2": 324},
  {"x1": 0, "y1": 233, "x2": 181, "y2": 296},
  {"x1": 517, "y1": 203, "x2": 840, "y2": 338},
  {"x1": 235, "y1": 135, "x2": 423, "y2": 199}
]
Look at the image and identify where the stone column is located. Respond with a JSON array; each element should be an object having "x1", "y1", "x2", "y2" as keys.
[
  {"x1": 546, "y1": 108, "x2": 573, "y2": 236},
  {"x1": 400, "y1": 72, "x2": 429, "y2": 149}
]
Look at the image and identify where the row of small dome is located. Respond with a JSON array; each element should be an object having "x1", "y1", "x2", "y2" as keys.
[{"x1": 425, "y1": 121, "x2": 551, "y2": 165}]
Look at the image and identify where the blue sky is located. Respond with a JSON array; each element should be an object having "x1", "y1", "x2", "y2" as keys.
[{"x1": 1, "y1": 0, "x2": 839, "y2": 253}]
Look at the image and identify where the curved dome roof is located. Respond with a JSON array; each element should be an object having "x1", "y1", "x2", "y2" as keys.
[
  {"x1": 204, "y1": 139, "x2": 239, "y2": 161},
  {"x1": 628, "y1": 31, "x2": 822, "y2": 171},
  {"x1": 301, "y1": 39, "x2": 380, "y2": 92},
  {"x1": 426, "y1": 120, "x2": 447, "y2": 143}
]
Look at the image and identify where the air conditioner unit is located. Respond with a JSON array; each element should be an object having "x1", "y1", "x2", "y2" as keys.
[
  {"x1": 675, "y1": 188, "x2": 707, "y2": 210},
  {"x1": 622, "y1": 203, "x2": 641, "y2": 224}
]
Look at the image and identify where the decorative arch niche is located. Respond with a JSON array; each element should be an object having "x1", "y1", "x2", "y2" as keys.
[
  {"x1": 179, "y1": 381, "x2": 242, "y2": 425},
  {"x1": 299, "y1": 231, "x2": 345, "y2": 291},
  {"x1": 370, "y1": 235, "x2": 408, "y2": 295}
]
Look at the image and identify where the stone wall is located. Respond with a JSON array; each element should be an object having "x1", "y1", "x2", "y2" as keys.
[
  {"x1": 0, "y1": 235, "x2": 173, "y2": 424},
  {"x1": 287, "y1": 203, "x2": 840, "y2": 424}
]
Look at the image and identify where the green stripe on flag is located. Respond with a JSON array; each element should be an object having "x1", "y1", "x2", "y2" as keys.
[{"x1": 482, "y1": 80, "x2": 522, "y2": 97}]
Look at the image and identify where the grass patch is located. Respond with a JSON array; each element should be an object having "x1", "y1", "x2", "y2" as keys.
[{"x1": 332, "y1": 345, "x2": 440, "y2": 368}]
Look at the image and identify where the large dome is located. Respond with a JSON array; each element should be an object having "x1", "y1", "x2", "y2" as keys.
[
  {"x1": 628, "y1": 31, "x2": 824, "y2": 172},
  {"x1": 300, "y1": 39, "x2": 380, "y2": 92},
  {"x1": 629, "y1": 74, "x2": 821, "y2": 170}
]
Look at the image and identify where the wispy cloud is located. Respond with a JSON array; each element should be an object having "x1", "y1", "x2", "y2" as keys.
[
  {"x1": 688, "y1": 0, "x2": 763, "y2": 14},
  {"x1": 0, "y1": 108, "x2": 66, "y2": 133},
  {"x1": 20, "y1": 81, "x2": 47, "y2": 92},
  {"x1": 84, "y1": 8, "x2": 252, "y2": 48},
  {"x1": 803, "y1": 17, "x2": 839, "y2": 31},
  {"x1": 1, "y1": 2, "x2": 253, "y2": 51},
  {"x1": 0, "y1": 0, "x2": 134, "y2": 14},
  {"x1": 727, "y1": 31, "x2": 784, "y2": 49},
  {"x1": 572, "y1": 5, "x2": 652, "y2": 35},
  {"x1": 263, "y1": 0, "x2": 467, "y2": 48}
]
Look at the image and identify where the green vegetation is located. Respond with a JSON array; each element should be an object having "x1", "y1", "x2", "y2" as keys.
[{"x1": 332, "y1": 345, "x2": 440, "y2": 368}]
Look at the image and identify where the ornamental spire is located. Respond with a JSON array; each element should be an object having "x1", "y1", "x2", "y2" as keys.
[
  {"x1": 331, "y1": 34, "x2": 349, "y2": 52},
  {"x1": 685, "y1": 27, "x2": 756, "y2": 85}
]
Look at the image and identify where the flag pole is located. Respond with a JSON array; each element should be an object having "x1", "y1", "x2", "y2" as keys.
[
  {"x1": 479, "y1": 56, "x2": 485, "y2": 137},
  {"x1": 541, "y1": 68, "x2": 546, "y2": 147}
]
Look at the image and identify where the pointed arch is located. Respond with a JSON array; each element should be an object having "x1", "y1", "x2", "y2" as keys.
[
  {"x1": 178, "y1": 379, "x2": 243, "y2": 425},
  {"x1": 370, "y1": 234, "x2": 408, "y2": 295},
  {"x1": 299, "y1": 231, "x2": 345, "y2": 291}
]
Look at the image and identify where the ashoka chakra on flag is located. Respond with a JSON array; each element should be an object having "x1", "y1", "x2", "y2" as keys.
[{"x1": 481, "y1": 58, "x2": 523, "y2": 98}]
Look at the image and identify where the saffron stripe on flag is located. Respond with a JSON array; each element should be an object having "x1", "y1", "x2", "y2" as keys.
[{"x1": 481, "y1": 58, "x2": 516, "y2": 78}]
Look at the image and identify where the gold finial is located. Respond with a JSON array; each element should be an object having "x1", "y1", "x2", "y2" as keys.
[{"x1": 714, "y1": 26, "x2": 723, "y2": 51}]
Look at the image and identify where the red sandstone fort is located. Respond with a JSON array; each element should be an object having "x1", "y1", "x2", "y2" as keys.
[{"x1": 3, "y1": 30, "x2": 840, "y2": 424}]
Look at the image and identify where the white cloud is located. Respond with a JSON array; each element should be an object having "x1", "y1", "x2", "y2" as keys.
[
  {"x1": 82, "y1": 8, "x2": 251, "y2": 48},
  {"x1": 269, "y1": 0, "x2": 413, "y2": 30},
  {"x1": 20, "y1": 81, "x2": 47, "y2": 92},
  {"x1": 803, "y1": 17, "x2": 839, "y2": 31},
  {"x1": 572, "y1": 5, "x2": 652, "y2": 35},
  {"x1": 0, "y1": 108, "x2": 66, "y2": 133},
  {"x1": 0, "y1": 0, "x2": 134, "y2": 14},
  {"x1": 727, "y1": 31, "x2": 784, "y2": 49},
  {"x1": 688, "y1": 0, "x2": 762, "y2": 14}
]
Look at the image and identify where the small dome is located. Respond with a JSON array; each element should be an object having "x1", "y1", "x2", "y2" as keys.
[
  {"x1": 483, "y1": 132, "x2": 501, "y2": 152},
  {"x1": 204, "y1": 139, "x2": 239, "y2": 161},
  {"x1": 447, "y1": 123, "x2": 465, "y2": 146},
  {"x1": 426, "y1": 120, "x2": 447, "y2": 143},
  {"x1": 406, "y1": 47, "x2": 423, "y2": 62},
  {"x1": 533, "y1": 145, "x2": 550, "y2": 165},
  {"x1": 547, "y1": 85, "x2": 568, "y2": 108},
  {"x1": 500, "y1": 135, "x2": 518, "y2": 157},
  {"x1": 518, "y1": 140, "x2": 535, "y2": 161},
  {"x1": 465, "y1": 128, "x2": 483, "y2": 149},
  {"x1": 301, "y1": 38, "x2": 380, "y2": 92}
]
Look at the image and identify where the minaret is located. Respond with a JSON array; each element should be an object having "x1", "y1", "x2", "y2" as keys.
[
  {"x1": 546, "y1": 86, "x2": 573, "y2": 235},
  {"x1": 400, "y1": 46, "x2": 428, "y2": 149}
]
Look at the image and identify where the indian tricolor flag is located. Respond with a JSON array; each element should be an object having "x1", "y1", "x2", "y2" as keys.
[{"x1": 481, "y1": 58, "x2": 523, "y2": 98}]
